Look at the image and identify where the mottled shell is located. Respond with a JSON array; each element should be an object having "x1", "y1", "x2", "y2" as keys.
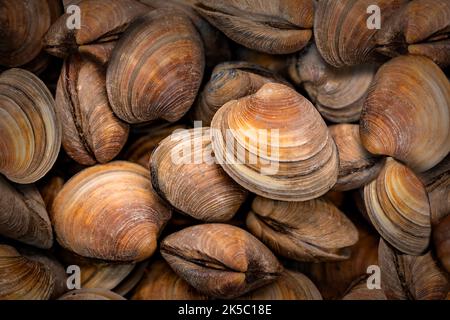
[
  {"x1": 290, "y1": 45, "x2": 376, "y2": 123},
  {"x1": 44, "y1": 0, "x2": 149, "y2": 58},
  {"x1": 0, "y1": 68, "x2": 61, "y2": 184},
  {"x1": 51, "y1": 161, "x2": 172, "y2": 262},
  {"x1": 364, "y1": 158, "x2": 431, "y2": 255},
  {"x1": 360, "y1": 55, "x2": 450, "y2": 172},
  {"x1": 379, "y1": 239, "x2": 448, "y2": 300},
  {"x1": 58, "y1": 289, "x2": 125, "y2": 300},
  {"x1": 161, "y1": 223, "x2": 283, "y2": 299},
  {"x1": 56, "y1": 54, "x2": 129, "y2": 165},
  {"x1": 151, "y1": 128, "x2": 247, "y2": 222},
  {"x1": 240, "y1": 270, "x2": 322, "y2": 300},
  {"x1": 191, "y1": 61, "x2": 287, "y2": 126},
  {"x1": 194, "y1": 0, "x2": 313, "y2": 54},
  {"x1": 434, "y1": 214, "x2": 450, "y2": 273},
  {"x1": 131, "y1": 260, "x2": 208, "y2": 300},
  {"x1": 106, "y1": 9, "x2": 204, "y2": 124},
  {"x1": 0, "y1": 176, "x2": 53, "y2": 249},
  {"x1": 210, "y1": 82, "x2": 339, "y2": 201},
  {"x1": 0, "y1": 244, "x2": 66, "y2": 300},
  {"x1": 329, "y1": 124, "x2": 383, "y2": 191},
  {"x1": 246, "y1": 196, "x2": 359, "y2": 262}
]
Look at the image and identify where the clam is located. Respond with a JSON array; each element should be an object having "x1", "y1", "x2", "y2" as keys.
[
  {"x1": 124, "y1": 123, "x2": 187, "y2": 169},
  {"x1": 160, "y1": 223, "x2": 283, "y2": 299},
  {"x1": 233, "y1": 45, "x2": 292, "y2": 76},
  {"x1": 314, "y1": 0, "x2": 408, "y2": 67},
  {"x1": 289, "y1": 45, "x2": 376, "y2": 123},
  {"x1": 0, "y1": 0, "x2": 61, "y2": 69},
  {"x1": 360, "y1": 55, "x2": 450, "y2": 172},
  {"x1": 151, "y1": 128, "x2": 248, "y2": 222},
  {"x1": 191, "y1": 61, "x2": 288, "y2": 126},
  {"x1": 131, "y1": 260, "x2": 208, "y2": 300},
  {"x1": 246, "y1": 196, "x2": 359, "y2": 262},
  {"x1": 240, "y1": 270, "x2": 322, "y2": 300},
  {"x1": 210, "y1": 82, "x2": 339, "y2": 201},
  {"x1": 329, "y1": 124, "x2": 383, "y2": 191},
  {"x1": 342, "y1": 279, "x2": 387, "y2": 300},
  {"x1": 0, "y1": 68, "x2": 61, "y2": 184},
  {"x1": 58, "y1": 289, "x2": 126, "y2": 300},
  {"x1": 379, "y1": 239, "x2": 448, "y2": 300},
  {"x1": 434, "y1": 214, "x2": 450, "y2": 273},
  {"x1": 364, "y1": 158, "x2": 431, "y2": 255},
  {"x1": 0, "y1": 176, "x2": 53, "y2": 249},
  {"x1": 44, "y1": 0, "x2": 149, "y2": 58},
  {"x1": 193, "y1": 0, "x2": 313, "y2": 54},
  {"x1": 51, "y1": 161, "x2": 172, "y2": 262},
  {"x1": 0, "y1": 244, "x2": 66, "y2": 300},
  {"x1": 55, "y1": 54, "x2": 129, "y2": 165},
  {"x1": 106, "y1": 9, "x2": 204, "y2": 124}
]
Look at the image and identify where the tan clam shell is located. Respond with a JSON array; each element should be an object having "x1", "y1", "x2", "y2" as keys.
[
  {"x1": 360, "y1": 55, "x2": 450, "y2": 172},
  {"x1": 0, "y1": 68, "x2": 61, "y2": 184},
  {"x1": 314, "y1": 0, "x2": 407, "y2": 67},
  {"x1": 246, "y1": 196, "x2": 359, "y2": 262},
  {"x1": 342, "y1": 279, "x2": 387, "y2": 300},
  {"x1": 0, "y1": 176, "x2": 53, "y2": 249},
  {"x1": 0, "y1": 244, "x2": 66, "y2": 300},
  {"x1": 44, "y1": 0, "x2": 149, "y2": 58},
  {"x1": 56, "y1": 54, "x2": 129, "y2": 165},
  {"x1": 434, "y1": 214, "x2": 450, "y2": 273},
  {"x1": 131, "y1": 260, "x2": 208, "y2": 300},
  {"x1": 151, "y1": 128, "x2": 248, "y2": 222},
  {"x1": 290, "y1": 45, "x2": 376, "y2": 123},
  {"x1": 210, "y1": 82, "x2": 339, "y2": 201},
  {"x1": 58, "y1": 289, "x2": 125, "y2": 300},
  {"x1": 329, "y1": 124, "x2": 383, "y2": 191},
  {"x1": 160, "y1": 223, "x2": 283, "y2": 299},
  {"x1": 106, "y1": 9, "x2": 204, "y2": 124},
  {"x1": 51, "y1": 161, "x2": 172, "y2": 262},
  {"x1": 194, "y1": 0, "x2": 313, "y2": 54},
  {"x1": 191, "y1": 61, "x2": 288, "y2": 126},
  {"x1": 240, "y1": 270, "x2": 322, "y2": 300},
  {"x1": 364, "y1": 158, "x2": 431, "y2": 255},
  {"x1": 379, "y1": 239, "x2": 449, "y2": 300}
]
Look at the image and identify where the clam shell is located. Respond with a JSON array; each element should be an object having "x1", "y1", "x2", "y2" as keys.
[
  {"x1": 0, "y1": 68, "x2": 61, "y2": 184},
  {"x1": 131, "y1": 260, "x2": 208, "y2": 300},
  {"x1": 0, "y1": 176, "x2": 53, "y2": 249},
  {"x1": 240, "y1": 270, "x2": 322, "y2": 300},
  {"x1": 151, "y1": 128, "x2": 248, "y2": 222},
  {"x1": 160, "y1": 223, "x2": 283, "y2": 299},
  {"x1": 246, "y1": 196, "x2": 359, "y2": 262},
  {"x1": 194, "y1": 0, "x2": 313, "y2": 54},
  {"x1": 191, "y1": 61, "x2": 288, "y2": 126},
  {"x1": 106, "y1": 9, "x2": 204, "y2": 124},
  {"x1": 364, "y1": 158, "x2": 431, "y2": 255},
  {"x1": 56, "y1": 54, "x2": 129, "y2": 165},
  {"x1": 51, "y1": 161, "x2": 172, "y2": 262},
  {"x1": 434, "y1": 214, "x2": 450, "y2": 273},
  {"x1": 58, "y1": 289, "x2": 126, "y2": 300},
  {"x1": 342, "y1": 279, "x2": 387, "y2": 300},
  {"x1": 360, "y1": 55, "x2": 450, "y2": 172},
  {"x1": 210, "y1": 82, "x2": 339, "y2": 201},
  {"x1": 379, "y1": 239, "x2": 449, "y2": 300},
  {"x1": 329, "y1": 124, "x2": 383, "y2": 191}
]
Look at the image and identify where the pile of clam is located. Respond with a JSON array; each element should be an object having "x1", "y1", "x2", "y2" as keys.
[{"x1": 0, "y1": 0, "x2": 449, "y2": 300}]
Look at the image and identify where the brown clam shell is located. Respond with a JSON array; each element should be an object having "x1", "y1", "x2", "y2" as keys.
[
  {"x1": 210, "y1": 82, "x2": 339, "y2": 201},
  {"x1": 106, "y1": 9, "x2": 204, "y2": 124},
  {"x1": 360, "y1": 55, "x2": 450, "y2": 172},
  {"x1": 0, "y1": 68, "x2": 61, "y2": 184},
  {"x1": 194, "y1": 0, "x2": 313, "y2": 54},
  {"x1": 51, "y1": 161, "x2": 172, "y2": 262},
  {"x1": 329, "y1": 124, "x2": 383, "y2": 191},
  {"x1": 364, "y1": 158, "x2": 431, "y2": 255},
  {"x1": 246, "y1": 196, "x2": 359, "y2": 262},
  {"x1": 56, "y1": 54, "x2": 129, "y2": 165},
  {"x1": 434, "y1": 214, "x2": 450, "y2": 273},
  {"x1": 160, "y1": 223, "x2": 283, "y2": 299},
  {"x1": 151, "y1": 128, "x2": 248, "y2": 222},
  {"x1": 379, "y1": 239, "x2": 449, "y2": 300},
  {"x1": 342, "y1": 279, "x2": 387, "y2": 300}
]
